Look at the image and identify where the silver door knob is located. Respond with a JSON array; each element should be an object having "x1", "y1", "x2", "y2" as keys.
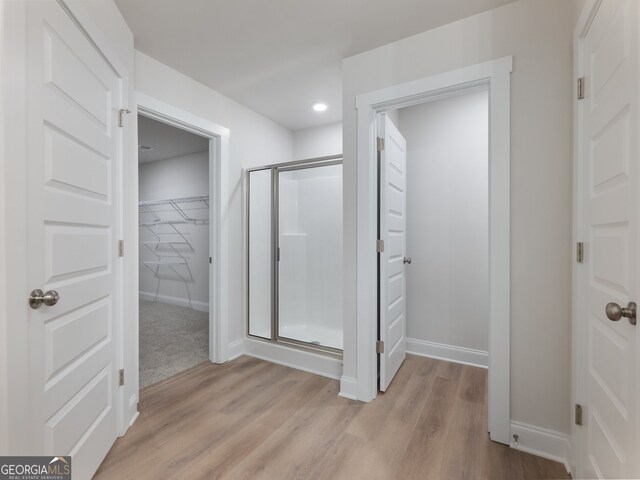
[
  {"x1": 29, "y1": 289, "x2": 60, "y2": 309},
  {"x1": 403, "y1": 257, "x2": 412, "y2": 264},
  {"x1": 605, "y1": 302, "x2": 636, "y2": 326}
]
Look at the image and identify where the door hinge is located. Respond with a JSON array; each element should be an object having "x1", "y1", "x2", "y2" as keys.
[
  {"x1": 209, "y1": 256, "x2": 212, "y2": 264},
  {"x1": 118, "y1": 240, "x2": 124, "y2": 257},
  {"x1": 575, "y1": 403, "x2": 583, "y2": 426},
  {"x1": 576, "y1": 242, "x2": 584, "y2": 263},
  {"x1": 119, "y1": 369, "x2": 125, "y2": 386},
  {"x1": 377, "y1": 137, "x2": 385, "y2": 152},
  {"x1": 118, "y1": 107, "x2": 130, "y2": 127},
  {"x1": 376, "y1": 239, "x2": 384, "y2": 253},
  {"x1": 376, "y1": 340, "x2": 385, "y2": 354},
  {"x1": 577, "y1": 77, "x2": 585, "y2": 100}
]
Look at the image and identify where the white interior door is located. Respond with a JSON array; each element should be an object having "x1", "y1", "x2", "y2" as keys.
[
  {"x1": 378, "y1": 114, "x2": 407, "y2": 392},
  {"x1": 576, "y1": 0, "x2": 639, "y2": 478},
  {"x1": 26, "y1": 1, "x2": 124, "y2": 478}
]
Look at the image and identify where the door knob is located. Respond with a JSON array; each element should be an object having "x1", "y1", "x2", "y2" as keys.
[
  {"x1": 403, "y1": 257, "x2": 412, "y2": 264},
  {"x1": 605, "y1": 302, "x2": 636, "y2": 326},
  {"x1": 29, "y1": 289, "x2": 60, "y2": 309}
]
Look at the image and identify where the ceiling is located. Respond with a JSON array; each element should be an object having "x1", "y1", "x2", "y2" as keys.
[
  {"x1": 116, "y1": 0, "x2": 515, "y2": 131},
  {"x1": 138, "y1": 115, "x2": 208, "y2": 164}
]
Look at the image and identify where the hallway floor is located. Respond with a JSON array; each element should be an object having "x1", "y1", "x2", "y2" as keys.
[{"x1": 96, "y1": 355, "x2": 570, "y2": 479}]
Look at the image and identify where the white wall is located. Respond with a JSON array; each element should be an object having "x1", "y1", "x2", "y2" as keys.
[
  {"x1": 138, "y1": 151, "x2": 210, "y2": 309},
  {"x1": 343, "y1": 0, "x2": 582, "y2": 435},
  {"x1": 293, "y1": 122, "x2": 342, "y2": 160},
  {"x1": 398, "y1": 89, "x2": 489, "y2": 355},
  {"x1": 134, "y1": 51, "x2": 294, "y2": 346}
]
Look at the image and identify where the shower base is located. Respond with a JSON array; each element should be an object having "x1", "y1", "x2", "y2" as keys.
[{"x1": 279, "y1": 323, "x2": 343, "y2": 351}]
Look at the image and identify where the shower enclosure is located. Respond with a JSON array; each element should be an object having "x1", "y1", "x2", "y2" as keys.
[{"x1": 247, "y1": 156, "x2": 343, "y2": 354}]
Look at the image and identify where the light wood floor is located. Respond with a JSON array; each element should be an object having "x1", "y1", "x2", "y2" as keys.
[{"x1": 95, "y1": 355, "x2": 570, "y2": 480}]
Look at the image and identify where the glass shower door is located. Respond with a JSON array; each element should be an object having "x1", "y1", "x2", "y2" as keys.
[{"x1": 277, "y1": 162, "x2": 343, "y2": 350}]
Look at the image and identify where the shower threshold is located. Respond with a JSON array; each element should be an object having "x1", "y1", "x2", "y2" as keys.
[{"x1": 278, "y1": 324, "x2": 343, "y2": 351}]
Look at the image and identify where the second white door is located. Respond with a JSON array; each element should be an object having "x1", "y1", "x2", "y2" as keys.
[
  {"x1": 575, "y1": 0, "x2": 639, "y2": 477},
  {"x1": 378, "y1": 114, "x2": 408, "y2": 391}
]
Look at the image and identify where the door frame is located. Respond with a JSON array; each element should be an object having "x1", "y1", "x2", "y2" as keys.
[
  {"x1": 0, "y1": 0, "x2": 132, "y2": 451},
  {"x1": 128, "y1": 92, "x2": 230, "y2": 417},
  {"x1": 245, "y1": 155, "x2": 344, "y2": 356},
  {"x1": 352, "y1": 56, "x2": 512, "y2": 444}
]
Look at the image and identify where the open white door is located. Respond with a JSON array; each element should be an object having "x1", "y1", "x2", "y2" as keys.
[
  {"x1": 25, "y1": 1, "x2": 124, "y2": 477},
  {"x1": 378, "y1": 114, "x2": 407, "y2": 392},
  {"x1": 576, "y1": 0, "x2": 639, "y2": 478}
]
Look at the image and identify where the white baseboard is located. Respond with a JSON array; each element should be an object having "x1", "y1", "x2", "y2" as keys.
[
  {"x1": 339, "y1": 376, "x2": 358, "y2": 400},
  {"x1": 406, "y1": 338, "x2": 488, "y2": 368},
  {"x1": 139, "y1": 291, "x2": 209, "y2": 312},
  {"x1": 510, "y1": 421, "x2": 571, "y2": 473},
  {"x1": 123, "y1": 394, "x2": 139, "y2": 435},
  {"x1": 243, "y1": 338, "x2": 342, "y2": 380},
  {"x1": 127, "y1": 411, "x2": 139, "y2": 429},
  {"x1": 227, "y1": 339, "x2": 245, "y2": 361}
]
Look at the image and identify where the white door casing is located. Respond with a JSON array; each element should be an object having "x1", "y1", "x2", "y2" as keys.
[
  {"x1": 575, "y1": 0, "x2": 639, "y2": 478},
  {"x1": 135, "y1": 92, "x2": 231, "y2": 368},
  {"x1": 26, "y1": 1, "x2": 124, "y2": 477},
  {"x1": 378, "y1": 114, "x2": 407, "y2": 391},
  {"x1": 352, "y1": 57, "x2": 511, "y2": 443}
]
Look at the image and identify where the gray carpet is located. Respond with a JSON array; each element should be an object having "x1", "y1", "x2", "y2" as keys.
[{"x1": 139, "y1": 299, "x2": 209, "y2": 388}]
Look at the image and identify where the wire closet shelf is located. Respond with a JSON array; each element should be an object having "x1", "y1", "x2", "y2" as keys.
[{"x1": 138, "y1": 195, "x2": 210, "y2": 309}]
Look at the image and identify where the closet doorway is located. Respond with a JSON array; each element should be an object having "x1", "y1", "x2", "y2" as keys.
[{"x1": 137, "y1": 115, "x2": 211, "y2": 388}]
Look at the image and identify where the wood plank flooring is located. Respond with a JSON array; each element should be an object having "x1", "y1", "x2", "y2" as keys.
[{"x1": 94, "y1": 355, "x2": 570, "y2": 480}]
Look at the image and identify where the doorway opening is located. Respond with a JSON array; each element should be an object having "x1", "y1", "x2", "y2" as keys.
[
  {"x1": 352, "y1": 57, "x2": 512, "y2": 444},
  {"x1": 125, "y1": 93, "x2": 230, "y2": 425},
  {"x1": 377, "y1": 87, "x2": 489, "y2": 393},
  {"x1": 137, "y1": 115, "x2": 211, "y2": 388}
]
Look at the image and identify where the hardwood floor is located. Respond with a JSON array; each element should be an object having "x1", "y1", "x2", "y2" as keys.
[{"x1": 95, "y1": 355, "x2": 570, "y2": 480}]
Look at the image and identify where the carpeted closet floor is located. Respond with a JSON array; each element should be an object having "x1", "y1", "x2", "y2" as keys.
[{"x1": 139, "y1": 299, "x2": 209, "y2": 388}]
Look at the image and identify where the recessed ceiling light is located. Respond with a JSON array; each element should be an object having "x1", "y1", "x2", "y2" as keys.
[{"x1": 313, "y1": 103, "x2": 328, "y2": 112}]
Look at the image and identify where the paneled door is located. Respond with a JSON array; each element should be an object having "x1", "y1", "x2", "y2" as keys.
[
  {"x1": 378, "y1": 114, "x2": 408, "y2": 391},
  {"x1": 26, "y1": 1, "x2": 124, "y2": 478},
  {"x1": 576, "y1": 0, "x2": 639, "y2": 478}
]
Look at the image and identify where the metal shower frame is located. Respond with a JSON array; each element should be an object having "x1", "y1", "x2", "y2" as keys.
[{"x1": 246, "y1": 155, "x2": 344, "y2": 356}]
